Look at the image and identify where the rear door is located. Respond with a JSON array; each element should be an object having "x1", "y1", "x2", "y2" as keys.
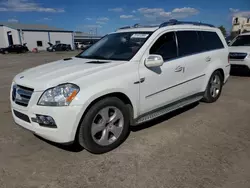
[
  {"x1": 198, "y1": 31, "x2": 226, "y2": 82},
  {"x1": 174, "y1": 30, "x2": 208, "y2": 97}
]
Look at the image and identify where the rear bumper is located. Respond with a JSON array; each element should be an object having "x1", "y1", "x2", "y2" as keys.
[{"x1": 224, "y1": 64, "x2": 231, "y2": 84}]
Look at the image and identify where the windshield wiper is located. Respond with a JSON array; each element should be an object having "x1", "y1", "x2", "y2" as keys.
[{"x1": 75, "y1": 55, "x2": 108, "y2": 60}]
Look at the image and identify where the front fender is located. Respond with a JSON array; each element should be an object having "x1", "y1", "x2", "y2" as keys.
[{"x1": 70, "y1": 88, "x2": 139, "y2": 140}]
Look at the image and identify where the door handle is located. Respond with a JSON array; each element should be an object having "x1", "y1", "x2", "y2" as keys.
[
  {"x1": 205, "y1": 56, "x2": 211, "y2": 62},
  {"x1": 175, "y1": 66, "x2": 184, "y2": 72}
]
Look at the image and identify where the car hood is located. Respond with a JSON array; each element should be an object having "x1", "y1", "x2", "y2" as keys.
[
  {"x1": 13, "y1": 57, "x2": 124, "y2": 91},
  {"x1": 229, "y1": 46, "x2": 250, "y2": 53}
]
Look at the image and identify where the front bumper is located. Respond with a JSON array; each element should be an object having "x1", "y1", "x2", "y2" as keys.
[
  {"x1": 229, "y1": 58, "x2": 250, "y2": 70},
  {"x1": 10, "y1": 90, "x2": 83, "y2": 143}
]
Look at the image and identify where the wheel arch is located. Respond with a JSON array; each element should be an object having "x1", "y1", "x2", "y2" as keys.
[
  {"x1": 202, "y1": 67, "x2": 226, "y2": 91},
  {"x1": 73, "y1": 91, "x2": 136, "y2": 141}
]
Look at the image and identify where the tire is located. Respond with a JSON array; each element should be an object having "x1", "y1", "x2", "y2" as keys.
[
  {"x1": 77, "y1": 97, "x2": 130, "y2": 154},
  {"x1": 202, "y1": 70, "x2": 223, "y2": 103}
]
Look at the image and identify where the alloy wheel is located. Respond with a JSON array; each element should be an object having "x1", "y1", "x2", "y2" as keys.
[
  {"x1": 210, "y1": 74, "x2": 221, "y2": 98},
  {"x1": 91, "y1": 106, "x2": 124, "y2": 146}
]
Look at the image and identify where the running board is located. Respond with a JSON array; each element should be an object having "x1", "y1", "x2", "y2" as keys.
[{"x1": 134, "y1": 94, "x2": 203, "y2": 125}]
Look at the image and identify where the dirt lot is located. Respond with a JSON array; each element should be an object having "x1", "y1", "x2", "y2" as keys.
[{"x1": 0, "y1": 52, "x2": 250, "y2": 188}]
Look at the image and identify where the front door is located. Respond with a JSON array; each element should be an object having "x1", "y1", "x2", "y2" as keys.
[{"x1": 138, "y1": 31, "x2": 187, "y2": 115}]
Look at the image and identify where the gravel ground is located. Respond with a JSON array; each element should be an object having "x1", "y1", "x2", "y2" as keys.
[{"x1": 0, "y1": 52, "x2": 250, "y2": 188}]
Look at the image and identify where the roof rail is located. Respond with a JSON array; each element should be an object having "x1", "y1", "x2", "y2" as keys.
[
  {"x1": 118, "y1": 26, "x2": 131, "y2": 30},
  {"x1": 159, "y1": 19, "x2": 215, "y2": 28}
]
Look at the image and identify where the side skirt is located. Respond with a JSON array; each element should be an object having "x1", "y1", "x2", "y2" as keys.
[{"x1": 133, "y1": 92, "x2": 204, "y2": 125}]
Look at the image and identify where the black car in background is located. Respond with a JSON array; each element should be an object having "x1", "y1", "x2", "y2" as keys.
[
  {"x1": 0, "y1": 44, "x2": 29, "y2": 54},
  {"x1": 47, "y1": 43, "x2": 72, "y2": 52}
]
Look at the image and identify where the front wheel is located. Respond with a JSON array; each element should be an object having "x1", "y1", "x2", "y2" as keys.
[
  {"x1": 77, "y1": 97, "x2": 130, "y2": 154},
  {"x1": 202, "y1": 71, "x2": 223, "y2": 103}
]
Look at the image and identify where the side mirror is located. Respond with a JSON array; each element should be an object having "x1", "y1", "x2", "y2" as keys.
[{"x1": 145, "y1": 55, "x2": 164, "y2": 68}]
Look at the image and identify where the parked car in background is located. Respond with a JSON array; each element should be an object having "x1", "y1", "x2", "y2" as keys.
[
  {"x1": 228, "y1": 32, "x2": 250, "y2": 71},
  {"x1": 80, "y1": 41, "x2": 93, "y2": 50},
  {"x1": 11, "y1": 19, "x2": 230, "y2": 154},
  {"x1": 47, "y1": 43, "x2": 72, "y2": 52},
  {"x1": 0, "y1": 44, "x2": 29, "y2": 54}
]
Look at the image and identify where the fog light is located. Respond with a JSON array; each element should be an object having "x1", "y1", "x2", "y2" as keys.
[{"x1": 31, "y1": 115, "x2": 57, "y2": 128}]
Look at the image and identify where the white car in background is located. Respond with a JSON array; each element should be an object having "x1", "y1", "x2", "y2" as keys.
[
  {"x1": 10, "y1": 20, "x2": 230, "y2": 154},
  {"x1": 228, "y1": 32, "x2": 250, "y2": 71}
]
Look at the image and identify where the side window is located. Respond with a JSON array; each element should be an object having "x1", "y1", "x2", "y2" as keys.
[
  {"x1": 37, "y1": 41, "x2": 43, "y2": 47},
  {"x1": 200, "y1": 31, "x2": 224, "y2": 51},
  {"x1": 176, "y1": 31, "x2": 201, "y2": 57},
  {"x1": 149, "y1": 32, "x2": 177, "y2": 61}
]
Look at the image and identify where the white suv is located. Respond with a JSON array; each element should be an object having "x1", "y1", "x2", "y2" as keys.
[
  {"x1": 228, "y1": 32, "x2": 250, "y2": 71},
  {"x1": 10, "y1": 20, "x2": 230, "y2": 154}
]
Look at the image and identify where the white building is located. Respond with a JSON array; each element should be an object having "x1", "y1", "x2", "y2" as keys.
[
  {"x1": 0, "y1": 23, "x2": 74, "y2": 50},
  {"x1": 232, "y1": 16, "x2": 250, "y2": 34},
  {"x1": 74, "y1": 31, "x2": 101, "y2": 49}
]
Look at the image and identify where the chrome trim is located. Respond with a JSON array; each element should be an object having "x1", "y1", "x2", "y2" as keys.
[{"x1": 12, "y1": 85, "x2": 34, "y2": 107}]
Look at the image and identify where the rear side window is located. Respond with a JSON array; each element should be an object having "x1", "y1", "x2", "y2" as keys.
[
  {"x1": 176, "y1": 31, "x2": 201, "y2": 57},
  {"x1": 150, "y1": 32, "x2": 177, "y2": 61},
  {"x1": 200, "y1": 31, "x2": 224, "y2": 51}
]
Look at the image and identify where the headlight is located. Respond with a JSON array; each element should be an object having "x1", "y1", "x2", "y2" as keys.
[{"x1": 38, "y1": 83, "x2": 80, "y2": 106}]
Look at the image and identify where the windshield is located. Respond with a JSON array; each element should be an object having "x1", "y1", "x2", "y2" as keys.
[
  {"x1": 230, "y1": 35, "x2": 250, "y2": 46},
  {"x1": 76, "y1": 32, "x2": 152, "y2": 61}
]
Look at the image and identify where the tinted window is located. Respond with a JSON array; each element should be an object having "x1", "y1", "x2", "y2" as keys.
[
  {"x1": 230, "y1": 35, "x2": 250, "y2": 46},
  {"x1": 37, "y1": 41, "x2": 43, "y2": 47},
  {"x1": 176, "y1": 31, "x2": 201, "y2": 57},
  {"x1": 200, "y1": 31, "x2": 224, "y2": 51},
  {"x1": 149, "y1": 32, "x2": 177, "y2": 61}
]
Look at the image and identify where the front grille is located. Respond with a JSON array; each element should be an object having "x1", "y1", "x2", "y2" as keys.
[
  {"x1": 13, "y1": 110, "x2": 31, "y2": 123},
  {"x1": 12, "y1": 85, "x2": 34, "y2": 107},
  {"x1": 229, "y1": 52, "x2": 247, "y2": 60}
]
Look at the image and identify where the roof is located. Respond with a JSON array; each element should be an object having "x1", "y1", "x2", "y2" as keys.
[
  {"x1": 116, "y1": 20, "x2": 215, "y2": 33},
  {"x1": 0, "y1": 22, "x2": 73, "y2": 32},
  {"x1": 115, "y1": 24, "x2": 216, "y2": 33}
]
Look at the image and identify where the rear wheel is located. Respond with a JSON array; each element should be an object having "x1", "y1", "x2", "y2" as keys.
[
  {"x1": 202, "y1": 71, "x2": 223, "y2": 103},
  {"x1": 77, "y1": 97, "x2": 130, "y2": 154}
]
